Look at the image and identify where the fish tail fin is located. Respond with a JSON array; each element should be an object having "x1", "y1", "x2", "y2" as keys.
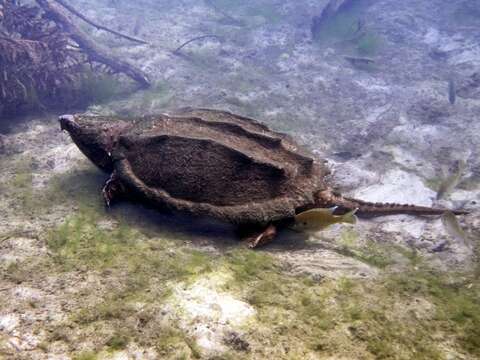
[{"x1": 315, "y1": 189, "x2": 469, "y2": 217}]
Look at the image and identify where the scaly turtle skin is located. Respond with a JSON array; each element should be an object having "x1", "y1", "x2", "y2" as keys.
[{"x1": 59, "y1": 108, "x2": 467, "y2": 247}]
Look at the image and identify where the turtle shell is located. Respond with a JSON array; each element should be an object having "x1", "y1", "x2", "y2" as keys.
[{"x1": 112, "y1": 108, "x2": 329, "y2": 225}]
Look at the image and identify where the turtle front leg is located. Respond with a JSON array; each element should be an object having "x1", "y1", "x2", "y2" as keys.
[
  {"x1": 102, "y1": 171, "x2": 125, "y2": 207},
  {"x1": 246, "y1": 224, "x2": 277, "y2": 249}
]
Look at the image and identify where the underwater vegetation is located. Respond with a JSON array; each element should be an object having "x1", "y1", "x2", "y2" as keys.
[
  {"x1": 33, "y1": 207, "x2": 480, "y2": 358},
  {"x1": 77, "y1": 68, "x2": 135, "y2": 106},
  {"x1": 0, "y1": 0, "x2": 148, "y2": 120},
  {"x1": 3, "y1": 155, "x2": 105, "y2": 218},
  {"x1": 42, "y1": 208, "x2": 214, "y2": 357},
  {"x1": 3, "y1": 148, "x2": 471, "y2": 358},
  {"x1": 1, "y1": 0, "x2": 479, "y2": 359},
  {"x1": 4, "y1": 149, "x2": 477, "y2": 358},
  {"x1": 9, "y1": 156, "x2": 36, "y2": 212},
  {"x1": 0, "y1": 1, "x2": 85, "y2": 118}
]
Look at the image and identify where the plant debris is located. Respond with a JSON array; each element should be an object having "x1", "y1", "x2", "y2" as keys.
[{"x1": 0, "y1": 0, "x2": 150, "y2": 119}]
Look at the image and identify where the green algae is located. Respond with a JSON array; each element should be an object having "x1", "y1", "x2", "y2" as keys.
[
  {"x1": 385, "y1": 269, "x2": 480, "y2": 357},
  {"x1": 4, "y1": 262, "x2": 29, "y2": 284},
  {"x1": 337, "y1": 229, "x2": 395, "y2": 269},
  {"x1": 137, "y1": 81, "x2": 172, "y2": 112},
  {"x1": 78, "y1": 69, "x2": 128, "y2": 105},
  {"x1": 110, "y1": 81, "x2": 172, "y2": 116},
  {"x1": 9, "y1": 156, "x2": 36, "y2": 213},
  {"x1": 45, "y1": 166, "x2": 106, "y2": 212},
  {"x1": 47, "y1": 208, "x2": 135, "y2": 270},
  {"x1": 39, "y1": 206, "x2": 480, "y2": 359},
  {"x1": 43, "y1": 207, "x2": 214, "y2": 357},
  {"x1": 1, "y1": 251, "x2": 51, "y2": 288},
  {"x1": 105, "y1": 331, "x2": 129, "y2": 351},
  {"x1": 72, "y1": 352, "x2": 98, "y2": 360},
  {"x1": 4, "y1": 174, "x2": 478, "y2": 359},
  {"x1": 353, "y1": 241, "x2": 394, "y2": 268},
  {"x1": 46, "y1": 207, "x2": 211, "y2": 276},
  {"x1": 214, "y1": 247, "x2": 480, "y2": 359},
  {"x1": 6, "y1": 153, "x2": 105, "y2": 216}
]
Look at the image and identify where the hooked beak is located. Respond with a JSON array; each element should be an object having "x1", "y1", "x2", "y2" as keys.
[{"x1": 59, "y1": 114, "x2": 76, "y2": 132}]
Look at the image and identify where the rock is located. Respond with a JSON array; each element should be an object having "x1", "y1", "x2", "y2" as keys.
[{"x1": 223, "y1": 331, "x2": 250, "y2": 352}]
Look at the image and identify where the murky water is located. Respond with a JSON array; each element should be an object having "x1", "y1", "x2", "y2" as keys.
[{"x1": 0, "y1": 1, "x2": 479, "y2": 359}]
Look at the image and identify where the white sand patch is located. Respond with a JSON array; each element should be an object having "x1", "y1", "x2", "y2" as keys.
[
  {"x1": 423, "y1": 27, "x2": 440, "y2": 45},
  {"x1": 12, "y1": 286, "x2": 43, "y2": 302},
  {"x1": 354, "y1": 169, "x2": 435, "y2": 206},
  {"x1": 0, "y1": 314, "x2": 19, "y2": 333},
  {"x1": 169, "y1": 272, "x2": 255, "y2": 354},
  {"x1": 380, "y1": 218, "x2": 429, "y2": 239},
  {"x1": 99, "y1": 345, "x2": 157, "y2": 360}
]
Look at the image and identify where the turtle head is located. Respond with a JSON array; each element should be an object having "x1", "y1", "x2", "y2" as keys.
[{"x1": 59, "y1": 114, "x2": 131, "y2": 172}]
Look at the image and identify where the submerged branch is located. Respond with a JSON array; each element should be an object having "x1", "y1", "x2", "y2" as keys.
[
  {"x1": 52, "y1": 0, "x2": 149, "y2": 45},
  {"x1": 173, "y1": 34, "x2": 221, "y2": 54},
  {"x1": 36, "y1": 0, "x2": 150, "y2": 88}
]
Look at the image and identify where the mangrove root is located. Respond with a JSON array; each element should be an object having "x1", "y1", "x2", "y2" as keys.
[{"x1": 36, "y1": 0, "x2": 150, "y2": 88}]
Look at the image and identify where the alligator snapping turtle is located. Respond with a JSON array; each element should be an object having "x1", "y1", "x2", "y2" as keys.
[{"x1": 59, "y1": 108, "x2": 466, "y2": 248}]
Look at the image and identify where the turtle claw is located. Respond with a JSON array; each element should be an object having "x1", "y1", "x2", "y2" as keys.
[
  {"x1": 102, "y1": 186, "x2": 111, "y2": 208},
  {"x1": 102, "y1": 172, "x2": 124, "y2": 208},
  {"x1": 102, "y1": 179, "x2": 114, "y2": 208},
  {"x1": 246, "y1": 224, "x2": 277, "y2": 249}
]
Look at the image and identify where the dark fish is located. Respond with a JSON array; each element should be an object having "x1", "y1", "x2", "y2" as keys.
[
  {"x1": 344, "y1": 56, "x2": 375, "y2": 67},
  {"x1": 332, "y1": 151, "x2": 361, "y2": 161},
  {"x1": 448, "y1": 78, "x2": 456, "y2": 105}
]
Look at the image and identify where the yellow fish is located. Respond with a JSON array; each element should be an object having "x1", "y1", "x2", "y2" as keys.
[
  {"x1": 441, "y1": 210, "x2": 470, "y2": 248},
  {"x1": 292, "y1": 207, "x2": 358, "y2": 232}
]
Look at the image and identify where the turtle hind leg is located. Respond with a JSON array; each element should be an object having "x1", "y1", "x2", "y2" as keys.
[
  {"x1": 102, "y1": 171, "x2": 126, "y2": 207},
  {"x1": 245, "y1": 224, "x2": 277, "y2": 249}
]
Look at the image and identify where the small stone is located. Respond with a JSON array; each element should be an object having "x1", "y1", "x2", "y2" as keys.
[{"x1": 223, "y1": 331, "x2": 250, "y2": 352}]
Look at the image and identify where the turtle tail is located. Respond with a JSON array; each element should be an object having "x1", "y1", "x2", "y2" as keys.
[{"x1": 315, "y1": 189, "x2": 469, "y2": 217}]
